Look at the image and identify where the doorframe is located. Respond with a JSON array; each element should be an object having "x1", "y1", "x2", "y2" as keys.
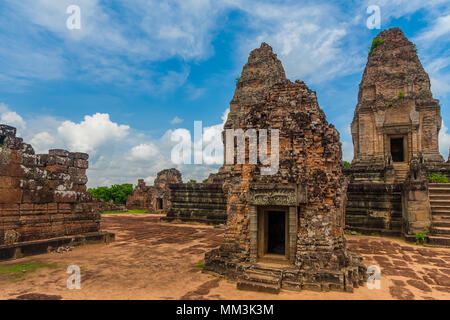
[
  {"x1": 388, "y1": 134, "x2": 408, "y2": 163},
  {"x1": 249, "y1": 205, "x2": 297, "y2": 264}
]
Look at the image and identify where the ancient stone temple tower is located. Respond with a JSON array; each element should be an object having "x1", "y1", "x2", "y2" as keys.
[
  {"x1": 345, "y1": 28, "x2": 450, "y2": 246},
  {"x1": 205, "y1": 43, "x2": 365, "y2": 292},
  {"x1": 351, "y1": 27, "x2": 443, "y2": 181}
]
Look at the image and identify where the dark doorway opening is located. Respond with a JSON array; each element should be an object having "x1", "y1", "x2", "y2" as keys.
[
  {"x1": 267, "y1": 211, "x2": 285, "y2": 255},
  {"x1": 390, "y1": 137, "x2": 404, "y2": 162},
  {"x1": 0, "y1": 136, "x2": 5, "y2": 145},
  {"x1": 157, "y1": 198, "x2": 163, "y2": 210}
]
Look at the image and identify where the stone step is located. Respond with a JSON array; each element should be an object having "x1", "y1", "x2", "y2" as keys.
[
  {"x1": 429, "y1": 183, "x2": 450, "y2": 189},
  {"x1": 430, "y1": 206, "x2": 450, "y2": 212},
  {"x1": 431, "y1": 226, "x2": 450, "y2": 235},
  {"x1": 430, "y1": 199, "x2": 450, "y2": 206},
  {"x1": 428, "y1": 235, "x2": 450, "y2": 247},
  {"x1": 429, "y1": 194, "x2": 450, "y2": 200},
  {"x1": 432, "y1": 220, "x2": 450, "y2": 228},
  {"x1": 236, "y1": 280, "x2": 280, "y2": 294},
  {"x1": 241, "y1": 272, "x2": 281, "y2": 286}
]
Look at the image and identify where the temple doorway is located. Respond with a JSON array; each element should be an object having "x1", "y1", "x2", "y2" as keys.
[
  {"x1": 257, "y1": 208, "x2": 288, "y2": 260},
  {"x1": 390, "y1": 137, "x2": 405, "y2": 162}
]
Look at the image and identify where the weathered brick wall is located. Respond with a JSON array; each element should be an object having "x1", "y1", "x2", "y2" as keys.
[
  {"x1": 0, "y1": 125, "x2": 100, "y2": 246},
  {"x1": 126, "y1": 179, "x2": 152, "y2": 210},
  {"x1": 345, "y1": 182, "x2": 403, "y2": 236},
  {"x1": 163, "y1": 183, "x2": 227, "y2": 224}
]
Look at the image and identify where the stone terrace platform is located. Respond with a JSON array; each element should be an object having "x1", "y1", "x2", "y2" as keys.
[{"x1": 0, "y1": 213, "x2": 448, "y2": 300}]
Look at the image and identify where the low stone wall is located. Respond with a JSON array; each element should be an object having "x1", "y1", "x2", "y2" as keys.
[
  {"x1": 0, "y1": 124, "x2": 113, "y2": 260},
  {"x1": 345, "y1": 182, "x2": 403, "y2": 236},
  {"x1": 162, "y1": 183, "x2": 227, "y2": 225}
]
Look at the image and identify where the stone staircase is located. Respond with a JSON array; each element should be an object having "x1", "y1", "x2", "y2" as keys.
[
  {"x1": 236, "y1": 264, "x2": 284, "y2": 294},
  {"x1": 428, "y1": 183, "x2": 450, "y2": 246},
  {"x1": 393, "y1": 162, "x2": 409, "y2": 182}
]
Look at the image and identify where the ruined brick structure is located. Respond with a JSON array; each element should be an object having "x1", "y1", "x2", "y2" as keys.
[
  {"x1": 205, "y1": 43, "x2": 366, "y2": 293},
  {"x1": 126, "y1": 179, "x2": 152, "y2": 210},
  {"x1": 0, "y1": 125, "x2": 113, "y2": 261},
  {"x1": 126, "y1": 168, "x2": 182, "y2": 214},
  {"x1": 345, "y1": 28, "x2": 450, "y2": 246},
  {"x1": 163, "y1": 183, "x2": 227, "y2": 225}
]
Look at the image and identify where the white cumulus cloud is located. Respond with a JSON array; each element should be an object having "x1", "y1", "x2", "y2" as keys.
[{"x1": 57, "y1": 113, "x2": 130, "y2": 154}]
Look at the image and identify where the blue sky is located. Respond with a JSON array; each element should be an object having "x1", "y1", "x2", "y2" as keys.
[{"x1": 0, "y1": 0, "x2": 450, "y2": 187}]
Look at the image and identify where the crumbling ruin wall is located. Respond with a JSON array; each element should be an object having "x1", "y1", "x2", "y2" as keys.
[
  {"x1": 163, "y1": 183, "x2": 227, "y2": 225},
  {"x1": 151, "y1": 169, "x2": 182, "y2": 214},
  {"x1": 0, "y1": 124, "x2": 112, "y2": 259},
  {"x1": 205, "y1": 43, "x2": 365, "y2": 291},
  {"x1": 126, "y1": 179, "x2": 152, "y2": 210},
  {"x1": 127, "y1": 169, "x2": 182, "y2": 214}
]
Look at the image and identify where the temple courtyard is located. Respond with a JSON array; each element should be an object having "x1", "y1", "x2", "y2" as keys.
[{"x1": 0, "y1": 213, "x2": 449, "y2": 300}]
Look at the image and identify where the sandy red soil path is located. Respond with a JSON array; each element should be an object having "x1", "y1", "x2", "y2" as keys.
[{"x1": 0, "y1": 214, "x2": 449, "y2": 300}]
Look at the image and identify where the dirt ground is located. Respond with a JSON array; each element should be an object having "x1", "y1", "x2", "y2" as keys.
[{"x1": 1, "y1": 213, "x2": 449, "y2": 300}]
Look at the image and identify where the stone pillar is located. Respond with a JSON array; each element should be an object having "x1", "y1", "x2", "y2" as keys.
[
  {"x1": 249, "y1": 205, "x2": 258, "y2": 263},
  {"x1": 288, "y1": 206, "x2": 297, "y2": 264},
  {"x1": 402, "y1": 167, "x2": 432, "y2": 238}
]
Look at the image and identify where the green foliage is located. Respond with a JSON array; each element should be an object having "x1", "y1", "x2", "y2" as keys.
[
  {"x1": 413, "y1": 44, "x2": 418, "y2": 53},
  {"x1": 387, "y1": 101, "x2": 393, "y2": 107},
  {"x1": 101, "y1": 209, "x2": 148, "y2": 215},
  {"x1": 195, "y1": 262, "x2": 205, "y2": 269},
  {"x1": 371, "y1": 232, "x2": 380, "y2": 237},
  {"x1": 369, "y1": 38, "x2": 384, "y2": 55},
  {"x1": 398, "y1": 91, "x2": 405, "y2": 99},
  {"x1": 188, "y1": 179, "x2": 197, "y2": 184},
  {"x1": 202, "y1": 178, "x2": 209, "y2": 183},
  {"x1": 414, "y1": 233, "x2": 426, "y2": 245},
  {"x1": 87, "y1": 184, "x2": 134, "y2": 204},
  {"x1": 0, "y1": 261, "x2": 58, "y2": 281},
  {"x1": 343, "y1": 161, "x2": 351, "y2": 169},
  {"x1": 428, "y1": 173, "x2": 449, "y2": 183},
  {"x1": 377, "y1": 177, "x2": 384, "y2": 181}
]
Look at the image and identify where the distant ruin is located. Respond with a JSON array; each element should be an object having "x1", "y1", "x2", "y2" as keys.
[
  {"x1": 126, "y1": 168, "x2": 182, "y2": 214},
  {"x1": 204, "y1": 43, "x2": 366, "y2": 293},
  {"x1": 0, "y1": 125, "x2": 113, "y2": 261},
  {"x1": 345, "y1": 28, "x2": 450, "y2": 246}
]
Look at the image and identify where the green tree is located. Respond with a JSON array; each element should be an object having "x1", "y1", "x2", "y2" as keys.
[{"x1": 87, "y1": 184, "x2": 134, "y2": 204}]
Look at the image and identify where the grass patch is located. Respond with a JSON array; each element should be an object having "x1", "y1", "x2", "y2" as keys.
[
  {"x1": 195, "y1": 262, "x2": 205, "y2": 270},
  {"x1": 0, "y1": 261, "x2": 58, "y2": 282},
  {"x1": 101, "y1": 209, "x2": 148, "y2": 215},
  {"x1": 369, "y1": 38, "x2": 384, "y2": 55},
  {"x1": 371, "y1": 232, "x2": 380, "y2": 237},
  {"x1": 398, "y1": 91, "x2": 405, "y2": 99},
  {"x1": 428, "y1": 173, "x2": 449, "y2": 183}
]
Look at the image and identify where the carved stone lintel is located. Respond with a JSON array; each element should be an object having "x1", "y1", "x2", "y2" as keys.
[{"x1": 249, "y1": 183, "x2": 299, "y2": 206}]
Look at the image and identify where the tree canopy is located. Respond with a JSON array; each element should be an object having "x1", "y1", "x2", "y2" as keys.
[{"x1": 87, "y1": 184, "x2": 134, "y2": 204}]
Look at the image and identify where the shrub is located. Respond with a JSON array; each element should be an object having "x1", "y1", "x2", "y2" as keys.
[
  {"x1": 415, "y1": 233, "x2": 426, "y2": 245},
  {"x1": 398, "y1": 91, "x2": 405, "y2": 99},
  {"x1": 202, "y1": 178, "x2": 209, "y2": 183},
  {"x1": 413, "y1": 44, "x2": 418, "y2": 53},
  {"x1": 188, "y1": 179, "x2": 197, "y2": 184},
  {"x1": 387, "y1": 101, "x2": 393, "y2": 107},
  {"x1": 428, "y1": 173, "x2": 449, "y2": 183},
  {"x1": 369, "y1": 38, "x2": 384, "y2": 55},
  {"x1": 343, "y1": 161, "x2": 351, "y2": 168}
]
